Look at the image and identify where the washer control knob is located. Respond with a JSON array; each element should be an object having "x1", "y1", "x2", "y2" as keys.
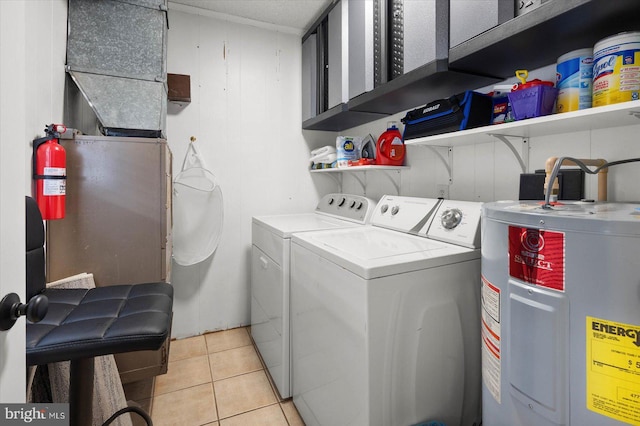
[
  {"x1": 441, "y1": 208, "x2": 463, "y2": 229},
  {"x1": 350, "y1": 200, "x2": 356, "y2": 208},
  {"x1": 391, "y1": 205, "x2": 400, "y2": 215},
  {"x1": 356, "y1": 201, "x2": 363, "y2": 210},
  {"x1": 380, "y1": 204, "x2": 389, "y2": 214},
  {"x1": 328, "y1": 197, "x2": 335, "y2": 205},
  {"x1": 338, "y1": 197, "x2": 346, "y2": 207}
]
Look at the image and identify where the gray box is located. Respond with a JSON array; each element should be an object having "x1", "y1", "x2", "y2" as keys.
[
  {"x1": 328, "y1": 1, "x2": 349, "y2": 109},
  {"x1": 348, "y1": 0, "x2": 375, "y2": 100},
  {"x1": 450, "y1": 0, "x2": 514, "y2": 48},
  {"x1": 390, "y1": 0, "x2": 450, "y2": 79}
]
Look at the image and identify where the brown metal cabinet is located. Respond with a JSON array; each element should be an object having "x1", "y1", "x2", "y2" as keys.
[{"x1": 46, "y1": 134, "x2": 172, "y2": 383}]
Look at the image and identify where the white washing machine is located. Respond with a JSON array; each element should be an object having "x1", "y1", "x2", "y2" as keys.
[
  {"x1": 251, "y1": 193, "x2": 375, "y2": 398},
  {"x1": 290, "y1": 195, "x2": 484, "y2": 426}
]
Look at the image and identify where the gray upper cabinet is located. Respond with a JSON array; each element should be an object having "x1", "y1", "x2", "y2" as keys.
[
  {"x1": 301, "y1": 35, "x2": 318, "y2": 123},
  {"x1": 328, "y1": 2, "x2": 349, "y2": 110},
  {"x1": 449, "y1": 0, "x2": 513, "y2": 48},
  {"x1": 449, "y1": 0, "x2": 640, "y2": 79},
  {"x1": 394, "y1": 0, "x2": 449, "y2": 77},
  {"x1": 302, "y1": 0, "x2": 501, "y2": 131},
  {"x1": 302, "y1": 0, "x2": 390, "y2": 130},
  {"x1": 302, "y1": 0, "x2": 640, "y2": 132},
  {"x1": 348, "y1": 0, "x2": 375, "y2": 101}
]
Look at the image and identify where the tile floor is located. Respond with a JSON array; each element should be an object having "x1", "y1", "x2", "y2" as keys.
[{"x1": 123, "y1": 327, "x2": 305, "y2": 426}]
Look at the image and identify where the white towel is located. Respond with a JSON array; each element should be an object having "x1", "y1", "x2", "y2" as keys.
[{"x1": 310, "y1": 145, "x2": 336, "y2": 163}]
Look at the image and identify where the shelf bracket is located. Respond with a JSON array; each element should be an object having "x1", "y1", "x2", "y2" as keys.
[
  {"x1": 352, "y1": 170, "x2": 401, "y2": 195},
  {"x1": 317, "y1": 171, "x2": 343, "y2": 193},
  {"x1": 489, "y1": 134, "x2": 529, "y2": 173},
  {"x1": 379, "y1": 170, "x2": 402, "y2": 195},
  {"x1": 423, "y1": 146, "x2": 453, "y2": 183},
  {"x1": 310, "y1": 167, "x2": 405, "y2": 195},
  {"x1": 350, "y1": 172, "x2": 367, "y2": 194}
]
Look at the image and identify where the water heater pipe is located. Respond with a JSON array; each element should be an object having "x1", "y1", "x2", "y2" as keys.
[{"x1": 544, "y1": 157, "x2": 608, "y2": 201}]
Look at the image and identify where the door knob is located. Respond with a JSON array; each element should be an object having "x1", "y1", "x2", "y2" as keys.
[{"x1": 0, "y1": 293, "x2": 48, "y2": 331}]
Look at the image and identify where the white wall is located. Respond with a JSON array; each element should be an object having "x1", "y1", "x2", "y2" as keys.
[
  {"x1": 166, "y1": 7, "x2": 335, "y2": 337},
  {"x1": 0, "y1": 0, "x2": 67, "y2": 402}
]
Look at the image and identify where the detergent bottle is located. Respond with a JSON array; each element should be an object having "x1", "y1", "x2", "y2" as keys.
[{"x1": 376, "y1": 121, "x2": 405, "y2": 166}]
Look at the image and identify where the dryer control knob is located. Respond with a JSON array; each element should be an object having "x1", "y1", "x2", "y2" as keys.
[
  {"x1": 380, "y1": 204, "x2": 389, "y2": 214},
  {"x1": 328, "y1": 197, "x2": 335, "y2": 205},
  {"x1": 356, "y1": 201, "x2": 363, "y2": 210},
  {"x1": 350, "y1": 200, "x2": 356, "y2": 209},
  {"x1": 391, "y1": 206, "x2": 400, "y2": 215},
  {"x1": 338, "y1": 197, "x2": 346, "y2": 207},
  {"x1": 441, "y1": 208, "x2": 463, "y2": 229}
]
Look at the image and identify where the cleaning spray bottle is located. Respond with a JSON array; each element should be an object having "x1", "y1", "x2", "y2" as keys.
[{"x1": 376, "y1": 121, "x2": 405, "y2": 166}]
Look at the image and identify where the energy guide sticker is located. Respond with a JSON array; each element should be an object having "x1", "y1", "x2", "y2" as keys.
[{"x1": 586, "y1": 316, "x2": 640, "y2": 424}]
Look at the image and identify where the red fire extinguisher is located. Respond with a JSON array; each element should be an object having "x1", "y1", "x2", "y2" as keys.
[{"x1": 33, "y1": 124, "x2": 67, "y2": 220}]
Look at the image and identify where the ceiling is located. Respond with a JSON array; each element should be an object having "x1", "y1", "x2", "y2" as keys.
[{"x1": 168, "y1": 0, "x2": 334, "y2": 32}]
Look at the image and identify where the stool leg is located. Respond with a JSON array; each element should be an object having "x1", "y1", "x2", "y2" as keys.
[{"x1": 69, "y1": 358, "x2": 94, "y2": 426}]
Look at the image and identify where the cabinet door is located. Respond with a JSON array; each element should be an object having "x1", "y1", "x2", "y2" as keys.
[
  {"x1": 328, "y1": 0, "x2": 349, "y2": 109},
  {"x1": 450, "y1": 0, "x2": 513, "y2": 48},
  {"x1": 348, "y1": 0, "x2": 375, "y2": 100},
  {"x1": 302, "y1": 34, "x2": 318, "y2": 122},
  {"x1": 401, "y1": 0, "x2": 449, "y2": 75}
]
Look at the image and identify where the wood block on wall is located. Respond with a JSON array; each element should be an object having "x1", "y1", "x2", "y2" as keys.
[{"x1": 168, "y1": 73, "x2": 191, "y2": 103}]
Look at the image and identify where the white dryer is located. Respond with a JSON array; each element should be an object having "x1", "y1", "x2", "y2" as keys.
[
  {"x1": 290, "y1": 195, "x2": 483, "y2": 426},
  {"x1": 251, "y1": 193, "x2": 375, "y2": 399}
]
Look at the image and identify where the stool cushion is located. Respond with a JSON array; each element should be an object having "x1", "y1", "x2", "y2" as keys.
[{"x1": 27, "y1": 283, "x2": 173, "y2": 366}]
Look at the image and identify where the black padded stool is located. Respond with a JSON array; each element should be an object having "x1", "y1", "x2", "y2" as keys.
[{"x1": 25, "y1": 196, "x2": 173, "y2": 426}]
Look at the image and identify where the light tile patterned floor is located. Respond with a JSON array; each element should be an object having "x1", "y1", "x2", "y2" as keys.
[{"x1": 123, "y1": 327, "x2": 305, "y2": 426}]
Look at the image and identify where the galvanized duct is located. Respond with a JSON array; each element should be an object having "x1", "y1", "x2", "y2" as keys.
[{"x1": 65, "y1": 0, "x2": 168, "y2": 137}]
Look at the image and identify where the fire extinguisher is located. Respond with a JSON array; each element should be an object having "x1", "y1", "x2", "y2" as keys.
[{"x1": 33, "y1": 124, "x2": 67, "y2": 220}]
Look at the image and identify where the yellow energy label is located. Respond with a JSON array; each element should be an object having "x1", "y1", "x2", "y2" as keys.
[{"x1": 586, "y1": 316, "x2": 640, "y2": 425}]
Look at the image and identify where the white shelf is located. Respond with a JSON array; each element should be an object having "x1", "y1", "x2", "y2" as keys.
[
  {"x1": 310, "y1": 165, "x2": 409, "y2": 173},
  {"x1": 310, "y1": 165, "x2": 409, "y2": 194},
  {"x1": 404, "y1": 100, "x2": 640, "y2": 147}
]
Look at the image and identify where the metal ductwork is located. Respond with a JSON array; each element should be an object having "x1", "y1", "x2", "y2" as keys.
[{"x1": 65, "y1": 0, "x2": 168, "y2": 137}]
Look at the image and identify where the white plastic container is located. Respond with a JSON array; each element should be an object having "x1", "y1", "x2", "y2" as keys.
[
  {"x1": 335, "y1": 136, "x2": 362, "y2": 168},
  {"x1": 593, "y1": 32, "x2": 640, "y2": 107},
  {"x1": 556, "y1": 48, "x2": 593, "y2": 113}
]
